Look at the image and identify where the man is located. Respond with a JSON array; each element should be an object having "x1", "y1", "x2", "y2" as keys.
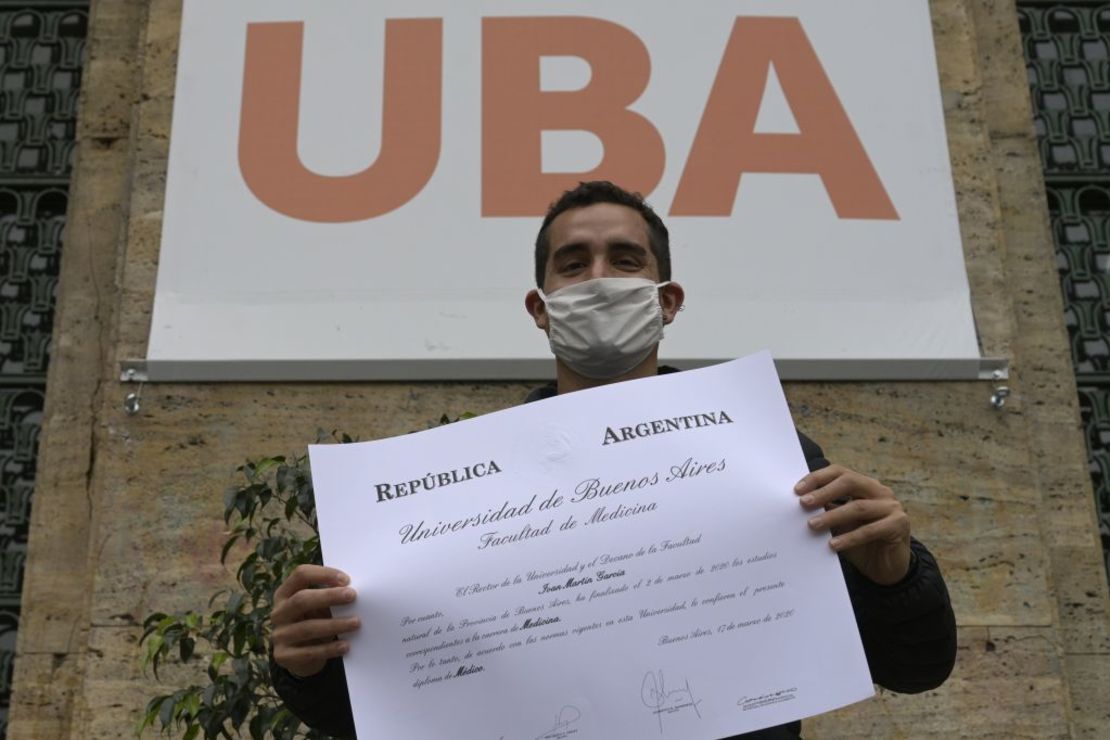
[{"x1": 269, "y1": 181, "x2": 957, "y2": 739}]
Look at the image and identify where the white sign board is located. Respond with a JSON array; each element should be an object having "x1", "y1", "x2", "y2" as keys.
[{"x1": 144, "y1": 0, "x2": 984, "y2": 381}]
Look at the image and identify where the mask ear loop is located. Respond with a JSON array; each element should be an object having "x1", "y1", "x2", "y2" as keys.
[{"x1": 657, "y1": 281, "x2": 677, "y2": 322}]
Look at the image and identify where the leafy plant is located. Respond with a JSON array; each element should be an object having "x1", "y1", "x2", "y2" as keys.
[
  {"x1": 139, "y1": 419, "x2": 468, "y2": 736},
  {"x1": 139, "y1": 419, "x2": 465, "y2": 739},
  {"x1": 139, "y1": 448, "x2": 321, "y2": 740}
]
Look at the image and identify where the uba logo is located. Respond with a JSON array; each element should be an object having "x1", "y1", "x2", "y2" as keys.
[{"x1": 238, "y1": 16, "x2": 898, "y2": 223}]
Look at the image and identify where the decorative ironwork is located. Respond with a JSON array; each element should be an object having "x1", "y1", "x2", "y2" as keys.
[
  {"x1": 0, "y1": 7, "x2": 85, "y2": 179},
  {"x1": 0, "y1": 3, "x2": 87, "y2": 735},
  {"x1": 0, "y1": 187, "x2": 65, "y2": 378},
  {"x1": 1021, "y1": 3, "x2": 1110, "y2": 174},
  {"x1": 1020, "y1": 1, "x2": 1110, "y2": 584}
]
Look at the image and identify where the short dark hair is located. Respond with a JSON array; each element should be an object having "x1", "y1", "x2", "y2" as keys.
[{"x1": 533, "y1": 180, "x2": 671, "y2": 288}]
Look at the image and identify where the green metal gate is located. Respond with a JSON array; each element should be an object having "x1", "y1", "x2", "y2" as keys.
[
  {"x1": 0, "y1": 3, "x2": 87, "y2": 734},
  {"x1": 1019, "y1": 1, "x2": 1110, "y2": 584}
]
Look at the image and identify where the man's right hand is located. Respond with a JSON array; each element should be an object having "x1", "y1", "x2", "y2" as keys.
[{"x1": 271, "y1": 564, "x2": 361, "y2": 678}]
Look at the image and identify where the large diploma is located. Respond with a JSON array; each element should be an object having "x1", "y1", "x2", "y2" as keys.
[{"x1": 310, "y1": 352, "x2": 874, "y2": 738}]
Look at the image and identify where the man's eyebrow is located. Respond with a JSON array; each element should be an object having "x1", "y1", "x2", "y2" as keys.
[
  {"x1": 608, "y1": 241, "x2": 649, "y2": 254},
  {"x1": 551, "y1": 242, "x2": 589, "y2": 260}
]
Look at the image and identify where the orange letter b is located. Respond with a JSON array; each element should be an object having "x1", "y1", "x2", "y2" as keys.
[{"x1": 482, "y1": 17, "x2": 665, "y2": 216}]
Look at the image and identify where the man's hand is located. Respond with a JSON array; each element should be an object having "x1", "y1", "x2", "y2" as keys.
[
  {"x1": 795, "y1": 465, "x2": 912, "y2": 586},
  {"x1": 272, "y1": 565, "x2": 361, "y2": 678}
]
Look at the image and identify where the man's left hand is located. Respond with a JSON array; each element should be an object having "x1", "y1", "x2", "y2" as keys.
[{"x1": 795, "y1": 465, "x2": 912, "y2": 586}]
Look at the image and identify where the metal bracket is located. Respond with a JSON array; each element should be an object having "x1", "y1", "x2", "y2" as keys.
[
  {"x1": 989, "y1": 367, "x2": 1011, "y2": 410},
  {"x1": 124, "y1": 384, "x2": 143, "y2": 415},
  {"x1": 120, "y1": 361, "x2": 148, "y2": 415},
  {"x1": 977, "y1": 358, "x2": 1009, "y2": 381},
  {"x1": 120, "y1": 360, "x2": 149, "y2": 383}
]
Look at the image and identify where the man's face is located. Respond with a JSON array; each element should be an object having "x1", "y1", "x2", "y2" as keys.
[
  {"x1": 525, "y1": 202, "x2": 682, "y2": 334},
  {"x1": 541, "y1": 202, "x2": 660, "y2": 294}
]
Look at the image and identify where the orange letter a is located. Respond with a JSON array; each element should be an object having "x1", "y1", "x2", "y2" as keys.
[
  {"x1": 482, "y1": 17, "x2": 665, "y2": 216},
  {"x1": 671, "y1": 17, "x2": 897, "y2": 220},
  {"x1": 239, "y1": 20, "x2": 442, "y2": 223}
]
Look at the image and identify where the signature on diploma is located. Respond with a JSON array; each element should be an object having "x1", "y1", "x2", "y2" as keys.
[
  {"x1": 534, "y1": 705, "x2": 581, "y2": 739},
  {"x1": 640, "y1": 670, "x2": 703, "y2": 733},
  {"x1": 737, "y1": 686, "x2": 798, "y2": 712}
]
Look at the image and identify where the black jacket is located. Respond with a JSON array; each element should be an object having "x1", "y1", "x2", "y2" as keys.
[{"x1": 271, "y1": 381, "x2": 957, "y2": 739}]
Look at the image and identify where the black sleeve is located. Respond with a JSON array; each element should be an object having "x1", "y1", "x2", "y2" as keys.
[
  {"x1": 797, "y1": 431, "x2": 830, "y2": 473},
  {"x1": 797, "y1": 431, "x2": 957, "y2": 693},
  {"x1": 269, "y1": 655, "x2": 356, "y2": 738},
  {"x1": 840, "y1": 539, "x2": 957, "y2": 692}
]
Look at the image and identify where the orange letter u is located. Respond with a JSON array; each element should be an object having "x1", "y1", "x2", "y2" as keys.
[{"x1": 239, "y1": 19, "x2": 442, "y2": 223}]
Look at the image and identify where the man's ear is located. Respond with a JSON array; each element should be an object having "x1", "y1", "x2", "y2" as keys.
[
  {"x1": 525, "y1": 289, "x2": 549, "y2": 331},
  {"x1": 660, "y1": 282, "x2": 685, "y2": 325}
]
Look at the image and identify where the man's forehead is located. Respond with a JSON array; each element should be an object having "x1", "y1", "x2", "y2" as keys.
[{"x1": 547, "y1": 202, "x2": 651, "y2": 247}]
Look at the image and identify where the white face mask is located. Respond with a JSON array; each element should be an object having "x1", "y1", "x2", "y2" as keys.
[{"x1": 537, "y1": 277, "x2": 670, "y2": 379}]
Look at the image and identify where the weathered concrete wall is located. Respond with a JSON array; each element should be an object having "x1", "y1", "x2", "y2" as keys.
[{"x1": 9, "y1": 0, "x2": 1110, "y2": 737}]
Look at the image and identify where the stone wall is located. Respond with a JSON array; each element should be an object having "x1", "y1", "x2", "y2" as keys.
[{"x1": 9, "y1": 0, "x2": 1110, "y2": 737}]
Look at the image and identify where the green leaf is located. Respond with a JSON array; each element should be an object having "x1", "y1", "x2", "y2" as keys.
[
  {"x1": 141, "y1": 611, "x2": 168, "y2": 631},
  {"x1": 253, "y1": 456, "x2": 284, "y2": 478},
  {"x1": 264, "y1": 518, "x2": 283, "y2": 537},
  {"x1": 138, "y1": 696, "x2": 163, "y2": 734},
  {"x1": 249, "y1": 712, "x2": 266, "y2": 740},
  {"x1": 296, "y1": 484, "x2": 316, "y2": 517},
  {"x1": 236, "y1": 555, "x2": 258, "y2": 590},
  {"x1": 143, "y1": 634, "x2": 164, "y2": 669},
  {"x1": 231, "y1": 656, "x2": 250, "y2": 683},
  {"x1": 186, "y1": 691, "x2": 202, "y2": 717},
  {"x1": 223, "y1": 485, "x2": 239, "y2": 523},
  {"x1": 220, "y1": 532, "x2": 242, "y2": 565},
  {"x1": 158, "y1": 695, "x2": 175, "y2": 729},
  {"x1": 179, "y1": 636, "x2": 196, "y2": 662},
  {"x1": 184, "y1": 725, "x2": 200, "y2": 740},
  {"x1": 259, "y1": 535, "x2": 284, "y2": 561},
  {"x1": 229, "y1": 694, "x2": 250, "y2": 730},
  {"x1": 232, "y1": 622, "x2": 248, "y2": 657},
  {"x1": 210, "y1": 650, "x2": 229, "y2": 673},
  {"x1": 275, "y1": 464, "x2": 293, "y2": 494},
  {"x1": 201, "y1": 680, "x2": 218, "y2": 706}
]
